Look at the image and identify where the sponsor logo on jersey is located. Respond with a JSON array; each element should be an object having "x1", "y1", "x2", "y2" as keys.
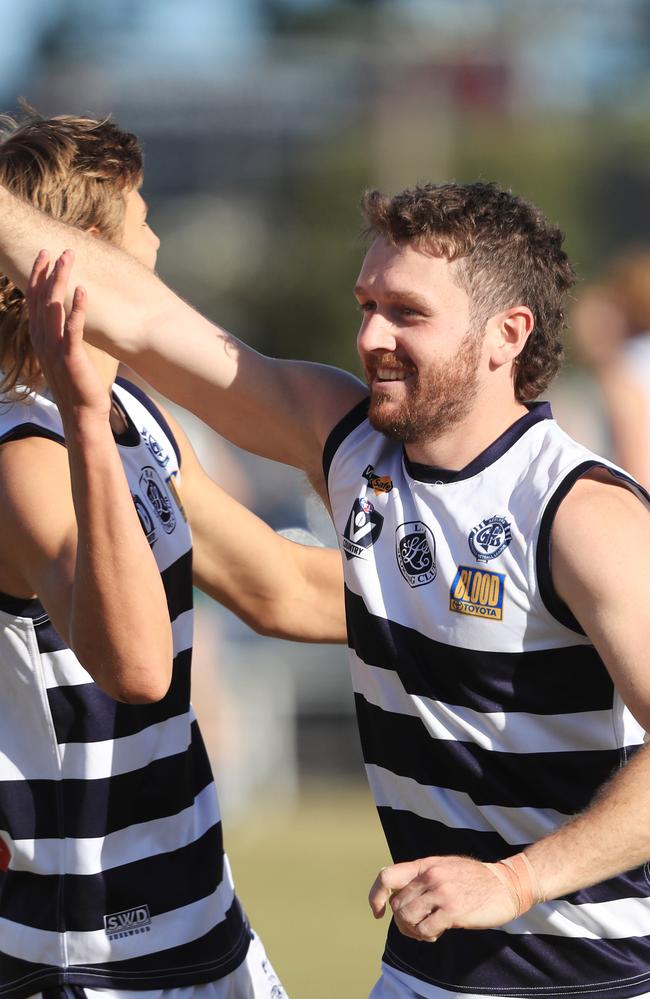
[
  {"x1": 104, "y1": 904, "x2": 151, "y2": 938},
  {"x1": 362, "y1": 463, "x2": 393, "y2": 495},
  {"x1": 342, "y1": 497, "x2": 384, "y2": 560},
  {"x1": 142, "y1": 428, "x2": 170, "y2": 467},
  {"x1": 395, "y1": 521, "x2": 436, "y2": 587},
  {"x1": 0, "y1": 837, "x2": 10, "y2": 872},
  {"x1": 450, "y1": 565, "x2": 505, "y2": 620},
  {"x1": 468, "y1": 515, "x2": 512, "y2": 562},
  {"x1": 133, "y1": 493, "x2": 157, "y2": 546},
  {"x1": 140, "y1": 466, "x2": 176, "y2": 534},
  {"x1": 165, "y1": 470, "x2": 188, "y2": 521}
]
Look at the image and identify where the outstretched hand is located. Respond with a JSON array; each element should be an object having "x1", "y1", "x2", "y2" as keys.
[
  {"x1": 369, "y1": 855, "x2": 523, "y2": 944},
  {"x1": 26, "y1": 249, "x2": 111, "y2": 422}
]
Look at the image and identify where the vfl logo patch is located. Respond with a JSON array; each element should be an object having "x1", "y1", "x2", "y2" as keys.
[
  {"x1": 362, "y1": 464, "x2": 393, "y2": 495},
  {"x1": 140, "y1": 466, "x2": 176, "y2": 534},
  {"x1": 395, "y1": 521, "x2": 436, "y2": 587},
  {"x1": 104, "y1": 904, "x2": 151, "y2": 938},
  {"x1": 450, "y1": 565, "x2": 505, "y2": 620},
  {"x1": 142, "y1": 428, "x2": 170, "y2": 467},
  {"x1": 468, "y1": 516, "x2": 512, "y2": 562},
  {"x1": 133, "y1": 494, "x2": 157, "y2": 547},
  {"x1": 342, "y1": 497, "x2": 384, "y2": 560}
]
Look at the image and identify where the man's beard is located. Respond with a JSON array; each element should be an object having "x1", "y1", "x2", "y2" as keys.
[{"x1": 367, "y1": 329, "x2": 484, "y2": 445}]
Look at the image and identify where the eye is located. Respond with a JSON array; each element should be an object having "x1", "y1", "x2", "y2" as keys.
[{"x1": 357, "y1": 301, "x2": 376, "y2": 314}]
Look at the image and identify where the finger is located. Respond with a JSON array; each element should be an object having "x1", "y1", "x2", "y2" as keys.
[
  {"x1": 369, "y1": 861, "x2": 423, "y2": 918},
  {"x1": 64, "y1": 286, "x2": 87, "y2": 348},
  {"x1": 26, "y1": 251, "x2": 51, "y2": 337},
  {"x1": 410, "y1": 909, "x2": 448, "y2": 944},
  {"x1": 44, "y1": 249, "x2": 74, "y2": 309},
  {"x1": 26, "y1": 250, "x2": 50, "y2": 303}
]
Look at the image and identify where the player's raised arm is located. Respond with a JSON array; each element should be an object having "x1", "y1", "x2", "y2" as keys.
[
  {"x1": 0, "y1": 184, "x2": 366, "y2": 488},
  {"x1": 0, "y1": 250, "x2": 173, "y2": 703},
  {"x1": 159, "y1": 404, "x2": 347, "y2": 643}
]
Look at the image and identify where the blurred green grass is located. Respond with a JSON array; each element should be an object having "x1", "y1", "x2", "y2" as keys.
[{"x1": 225, "y1": 781, "x2": 390, "y2": 998}]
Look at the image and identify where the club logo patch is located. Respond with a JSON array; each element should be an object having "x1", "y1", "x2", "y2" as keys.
[
  {"x1": 450, "y1": 565, "x2": 505, "y2": 620},
  {"x1": 362, "y1": 464, "x2": 393, "y2": 495},
  {"x1": 395, "y1": 521, "x2": 436, "y2": 587},
  {"x1": 140, "y1": 466, "x2": 176, "y2": 534},
  {"x1": 342, "y1": 497, "x2": 384, "y2": 560},
  {"x1": 104, "y1": 904, "x2": 151, "y2": 938},
  {"x1": 468, "y1": 516, "x2": 512, "y2": 562},
  {"x1": 133, "y1": 493, "x2": 157, "y2": 547}
]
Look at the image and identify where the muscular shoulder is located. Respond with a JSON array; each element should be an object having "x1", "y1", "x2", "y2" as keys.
[{"x1": 552, "y1": 469, "x2": 650, "y2": 607}]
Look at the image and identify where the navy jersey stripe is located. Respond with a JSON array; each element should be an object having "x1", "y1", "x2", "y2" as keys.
[
  {"x1": 2, "y1": 825, "x2": 223, "y2": 932},
  {"x1": 384, "y1": 920, "x2": 650, "y2": 997},
  {"x1": 116, "y1": 377, "x2": 181, "y2": 468},
  {"x1": 161, "y1": 550, "x2": 193, "y2": 621},
  {"x1": 322, "y1": 397, "x2": 370, "y2": 488},
  {"x1": 0, "y1": 901, "x2": 250, "y2": 999},
  {"x1": 0, "y1": 722, "x2": 213, "y2": 839},
  {"x1": 346, "y1": 588, "x2": 615, "y2": 715},
  {"x1": 377, "y1": 806, "x2": 649, "y2": 903},
  {"x1": 377, "y1": 805, "x2": 513, "y2": 862},
  {"x1": 0, "y1": 425, "x2": 65, "y2": 448},
  {"x1": 356, "y1": 695, "x2": 626, "y2": 813},
  {"x1": 47, "y1": 649, "x2": 191, "y2": 744}
]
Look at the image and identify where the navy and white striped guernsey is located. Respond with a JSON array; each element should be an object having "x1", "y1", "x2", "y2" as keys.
[
  {"x1": 0, "y1": 378, "x2": 250, "y2": 999},
  {"x1": 324, "y1": 399, "x2": 650, "y2": 999}
]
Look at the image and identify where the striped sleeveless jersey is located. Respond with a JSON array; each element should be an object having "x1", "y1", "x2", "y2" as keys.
[
  {"x1": 325, "y1": 399, "x2": 650, "y2": 999},
  {"x1": 0, "y1": 378, "x2": 250, "y2": 999}
]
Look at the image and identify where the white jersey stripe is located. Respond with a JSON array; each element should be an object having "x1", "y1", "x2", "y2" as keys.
[
  {"x1": 366, "y1": 763, "x2": 568, "y2": 845},
  {"x1": 4, "y1": 782, "x2": 220, "y2": 876},
  {"x1": 351, "y1": 653, "x2": 638, "y2": 754},
  {"x1": 37, "y1": 610, "x2": 193, "y2": 691}
]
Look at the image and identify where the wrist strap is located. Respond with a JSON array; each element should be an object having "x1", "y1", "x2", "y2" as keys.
[{"x1": 482, "y1": 852, "x2": 545, "y2": 919}]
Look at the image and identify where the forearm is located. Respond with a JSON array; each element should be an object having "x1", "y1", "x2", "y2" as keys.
[
  {"x1": 64, "y1": 414, "x2": 172, "y2": 701},
  {"x1": 525, "y1": 742, "x2": 650, "y2": 900}
]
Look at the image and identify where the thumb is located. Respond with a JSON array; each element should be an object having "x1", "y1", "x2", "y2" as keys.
[{"x1": 369, "y1": 860, "x2": 422, "y2": 919}]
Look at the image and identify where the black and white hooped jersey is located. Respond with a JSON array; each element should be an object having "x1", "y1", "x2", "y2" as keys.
[
  {"x1": 325, "y1": 399, "x2": 650, "y2": 999},
  {"x1": 0, "y1": 378, "x2": 249, "y2": 999}
]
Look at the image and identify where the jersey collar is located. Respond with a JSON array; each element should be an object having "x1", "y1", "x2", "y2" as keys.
[{"x1": 403, "y1": 401, "x2": 553, "y2": 484}]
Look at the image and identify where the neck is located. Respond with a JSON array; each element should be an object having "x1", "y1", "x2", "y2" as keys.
[{"x1": 404, "y1": 394, "x2": 529, "y2": 470}]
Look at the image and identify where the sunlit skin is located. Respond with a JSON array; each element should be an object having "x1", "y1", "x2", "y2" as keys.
[
  {"x1": 355, "y1": 237, "x2": 533, "y2": 469},
  {"x1": 86, "y1": 188, "x2": 160, "y2": 393}
]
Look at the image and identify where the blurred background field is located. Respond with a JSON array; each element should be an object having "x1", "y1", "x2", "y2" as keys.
[
  {"x1": 226, "y1": 783, "x2": 388, "y2": 998},
  {"x1": 2, "y1": 0, "x2": 650, "y2": 994}
]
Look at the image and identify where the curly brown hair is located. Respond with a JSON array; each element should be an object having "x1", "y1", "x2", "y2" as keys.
[
  {"x1": 361, "y1": 182, "x2": 576, "y2": 401},
  {"x1": 0, "y1": 105, "x2": 143, "y2": 397}
]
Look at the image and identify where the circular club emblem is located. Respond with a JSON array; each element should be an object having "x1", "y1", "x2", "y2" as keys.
[
  {"x1": 395, "y1": 521, "x2": 436, "y2": 587},
  {"x1": 468, "y1": 515, "x2": 511, "y2": 562}
]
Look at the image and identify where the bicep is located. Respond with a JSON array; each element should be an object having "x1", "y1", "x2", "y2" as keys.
[
  {"x1": 551, "y1": 473, "x2": 650, "y2": 728},
  {"x1": 0, "y1": 438, "x2": 78, "y2": 642}
]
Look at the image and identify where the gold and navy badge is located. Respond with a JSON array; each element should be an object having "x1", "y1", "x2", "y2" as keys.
[
  {"x1": 450, "y1": 565, "x2": 505, "y2": 621},
  {"x1": 362, "y1": 463, "x2": 393, "y2": 495}
]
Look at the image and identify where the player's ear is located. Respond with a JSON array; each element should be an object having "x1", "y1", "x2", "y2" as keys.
[
  {"x1": 85, "y1": 226, "x2": 102, "y2": 240},
  {"x1": 486, "y1": 306, "x2": 534, "y2": 371}
]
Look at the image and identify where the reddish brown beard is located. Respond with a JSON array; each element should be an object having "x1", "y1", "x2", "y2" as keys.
[{"x1": 367, "y1": 329, "x2": 484, "y2": 444}]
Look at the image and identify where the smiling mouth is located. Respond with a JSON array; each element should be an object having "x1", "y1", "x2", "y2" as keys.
[{"x1": 374, "y1": 367, "x2": 415, "y2": 383}]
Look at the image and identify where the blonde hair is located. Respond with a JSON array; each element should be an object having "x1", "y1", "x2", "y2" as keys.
[{"x1": 0, "y1": 105, "x2": 143, "y2": 397}]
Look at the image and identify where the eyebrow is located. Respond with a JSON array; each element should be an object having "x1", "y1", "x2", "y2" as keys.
[{"x1": 354, "y1": 285, "x2": 431, "y2": 312}]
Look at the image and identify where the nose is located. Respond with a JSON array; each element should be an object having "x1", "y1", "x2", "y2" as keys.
[{"x1": 357, "y1": 312, "x2": 398, "y2": 356}]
